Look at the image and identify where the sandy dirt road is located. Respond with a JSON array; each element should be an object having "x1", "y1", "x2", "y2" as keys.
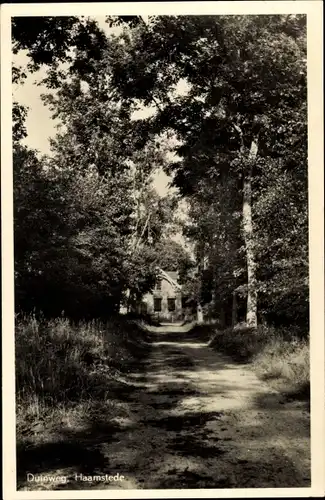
[{"x1": 18, "y1": 325, "x2": 310, "y2": 490}]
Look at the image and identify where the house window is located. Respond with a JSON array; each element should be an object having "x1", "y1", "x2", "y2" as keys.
[
  {"x1": 168, "y1": 298, "x2": 176, "y2": 312},
  {"x1": 181, "y1": 297, "x2": 188, "y2": 309},
  {"x1": 154, "y1": 298, "x2": 162, "y2": 312},
  {"x1": 155, "y1": 278, "x2": 162, "y2": 290}
]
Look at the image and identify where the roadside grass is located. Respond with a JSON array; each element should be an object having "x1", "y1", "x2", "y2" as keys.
[
  {"x1": 15, "y1": 315, "x2": 151, "y2": 443},
  {"x1": 209, "y1": 325, "x2": 310, "y2": 399}
]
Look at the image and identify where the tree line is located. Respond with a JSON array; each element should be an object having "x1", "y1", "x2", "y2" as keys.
[{"x1": 12, "y1": 15, "x2": 308, "y2": 329}]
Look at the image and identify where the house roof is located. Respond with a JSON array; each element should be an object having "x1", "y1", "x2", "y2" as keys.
[
  {"x1": 157, "y1": 267, "x2": 182, "y2": 290},
  {"x1": 165, "y1": 271, "x2": 179, "y2": 282}
]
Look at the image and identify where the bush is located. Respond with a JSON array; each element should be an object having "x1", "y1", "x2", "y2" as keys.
[
  {"x1": 209, "y1": 324, "x2": 310, "y2": 398},
  {"x1": 209, "y1": 325, "x2": 270, "y2": 362},
  {"x1": 15, "y1": 314, "x2": 151, "y2": 428},
  {"x1": 253, "y1": 336, "x2": 310, "y2": 397}
]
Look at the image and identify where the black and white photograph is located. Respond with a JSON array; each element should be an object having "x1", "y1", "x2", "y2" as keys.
[{"x1": 1, "y1": 1, "x2": 324, "y2": 498}]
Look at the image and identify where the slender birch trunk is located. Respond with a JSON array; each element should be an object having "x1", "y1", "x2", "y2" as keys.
[
  {"x1": 211, "y1": 281, "x2": 216, "y2": 318},
  {"x1": 233, "y1": 124, "x2": 258, "y2": 328},
  {"x1": 197, "y1": 242, "x2": 205, "y2": 324},
  {"x1": 243, "y1": 138, "x2": 258, "y2": 327},
  {"x1": 197, "y1": 304, "x2": 203, "y2": 324}
]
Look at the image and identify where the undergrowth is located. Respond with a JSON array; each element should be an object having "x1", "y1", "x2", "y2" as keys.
[
  {"x1": 209, "y1": 325, "x2": 310, "y2": 399},
  {"x1": 15, "y1": 315, "x2": 151, "y2": 437}
]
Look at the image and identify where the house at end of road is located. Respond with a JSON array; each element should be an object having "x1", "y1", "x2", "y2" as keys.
[{"x1": 140, "y1": 268, "x2": 185, "y2": 322}]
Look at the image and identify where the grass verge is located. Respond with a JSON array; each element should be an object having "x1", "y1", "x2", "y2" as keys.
[
  {"x1": 209, "y1": 325, "x2": 310, "y2": 400},
  {"x1": 16, "y1": 315, "x2": 151, "y2": 443}
]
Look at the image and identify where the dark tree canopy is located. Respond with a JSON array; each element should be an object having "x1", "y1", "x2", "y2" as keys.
[{"x1": 12, "y1": 15, "x2": 308, "y2": 328}]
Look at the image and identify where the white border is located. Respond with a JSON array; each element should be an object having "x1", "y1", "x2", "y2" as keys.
[{"x1": 1, "y1": 2, "x2": 324, "y2": 499}]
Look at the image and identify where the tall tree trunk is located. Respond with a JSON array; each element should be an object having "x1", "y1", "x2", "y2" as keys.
[
  {"x1": 242, "y1": 137, "x2": 258, "y2": 327},
  {"x1": 233, "y1": 123, "x2": 258, "y2": 328},
  {"x1": 211, "y1": 283, "x2": 216, "y2": 321},
  {"x1": 210, "y1": 235, "x2": 218, "y2": 318},
  {"x1": 197, "y1": 242, "x2": 205, "y2": 324},
  {"x1": 197, "y1": 303, "x2": 203, "y2": 324},
  {"x1": 232, "y1": 291, "x2": 238, "y2": 327},
  {"x1": 126, "y1": 288, "x2": 132, "y2": 313}
]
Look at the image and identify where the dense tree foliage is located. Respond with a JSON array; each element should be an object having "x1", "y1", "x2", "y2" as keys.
[
  {"x1": 12, "y1": 15, "x2": 308, "y2": 329},
  {"x1": 106, "y1": 14, "x2": 308, "y2": 328},
  {"x1": 12, "y1": 16, "x2": 185, "y2": 318}
]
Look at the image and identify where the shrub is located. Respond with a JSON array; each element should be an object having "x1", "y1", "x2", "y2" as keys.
[
  {"x1": 15, "y1": 314, "x2": 151, "y2": 427},
  {"x1": 209, "y1": 325, "x2": 270, "y2": 362},
  {"x1": 253, "y1": 336, "x2": 310, "y2": 397},
  {"x1": 209, "y1": 324, "x2": 310, "y2": 398}
]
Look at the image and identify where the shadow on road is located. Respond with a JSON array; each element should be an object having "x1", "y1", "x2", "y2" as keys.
[
  {"x1": 149, "y1": 324, "x2": 213, "y2": 344},
  {"x1": 17, "y1": 323, "x2": 311, "y2": 490}
]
